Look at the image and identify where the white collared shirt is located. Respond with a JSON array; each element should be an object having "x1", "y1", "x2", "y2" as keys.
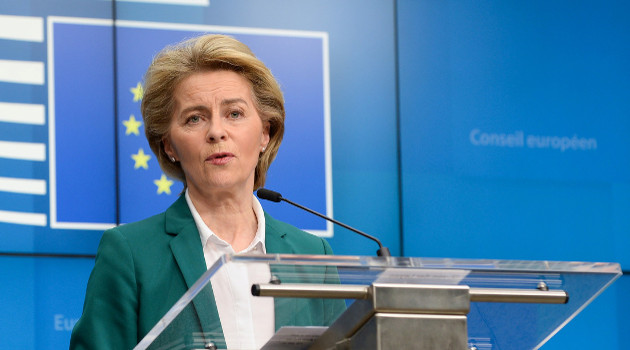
[{"x1": 186, "y1": 190, "x2": 274, "y2": 349}]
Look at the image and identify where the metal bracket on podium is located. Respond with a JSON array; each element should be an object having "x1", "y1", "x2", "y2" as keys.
[{"x1": 254, "y1": 283, "x2": 568, "y2": 350}]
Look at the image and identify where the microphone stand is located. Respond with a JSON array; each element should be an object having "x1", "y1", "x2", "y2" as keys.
[{"x1": 257, "y1": 189, "x2": 391, "y2": 257}]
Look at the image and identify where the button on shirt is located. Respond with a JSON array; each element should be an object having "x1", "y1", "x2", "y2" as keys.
[{"x1": 186, "y1": 190, "x2": 274, "y2": 350}]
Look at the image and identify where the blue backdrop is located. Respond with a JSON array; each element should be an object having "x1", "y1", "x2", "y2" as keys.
[
  {"x1": 0, "y1": 0, "x2": 627, "y2": 348},
  {"x1": 398, "y1": 0, "x2": 629, "y2": 348}
]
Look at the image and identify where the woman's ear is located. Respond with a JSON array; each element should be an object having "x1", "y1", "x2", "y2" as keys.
[
  {"x1": 261, "y1": 121, "x2": 271, "y2": 150},
  {"x1": 163, "y1": 137, "x2": 176, "y2": 161}
]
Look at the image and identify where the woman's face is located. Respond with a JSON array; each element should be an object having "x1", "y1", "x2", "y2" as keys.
[{"x1": 163, "y1": 70, "x2": 270, "y2": 197}]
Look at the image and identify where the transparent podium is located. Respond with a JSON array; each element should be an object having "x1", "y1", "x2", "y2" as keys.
[{"x1": 134, "y1": 255, "x2": 621, "y2": 350}]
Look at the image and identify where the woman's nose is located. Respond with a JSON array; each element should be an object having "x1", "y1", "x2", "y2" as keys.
[{"x1": 206, "y1": 119, "x2": 227, "y2": 142}]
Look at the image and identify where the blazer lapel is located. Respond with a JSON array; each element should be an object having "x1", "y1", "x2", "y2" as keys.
[
  {"x1": 166, "y1": 195, "x2": 223, "y2": 341},
  {"x1": 265, "y1": 213, "x2": 301, "y2": 330}
]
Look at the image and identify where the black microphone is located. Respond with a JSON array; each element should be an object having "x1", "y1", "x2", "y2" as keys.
[{"x1": 256, "y1": 188, "x2": 391, "y2": 257}]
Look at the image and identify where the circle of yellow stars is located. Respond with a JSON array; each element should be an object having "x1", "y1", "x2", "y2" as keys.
[{"x1": 125, "y1": 81, "x2": 174, "y2": 195}]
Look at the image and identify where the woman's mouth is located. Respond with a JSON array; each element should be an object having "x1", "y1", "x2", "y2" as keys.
[{"x1": 207, "y1": 152, "x2": 234, "y2": 165}]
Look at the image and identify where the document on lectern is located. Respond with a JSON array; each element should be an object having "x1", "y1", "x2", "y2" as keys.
[{"x1": 260, "y1": 326, "x2": 328, "y2": 350}]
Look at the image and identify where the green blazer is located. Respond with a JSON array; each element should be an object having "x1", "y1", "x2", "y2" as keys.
[{"x1": 70, "y1": 195, "x2": 345, "y2": 349}]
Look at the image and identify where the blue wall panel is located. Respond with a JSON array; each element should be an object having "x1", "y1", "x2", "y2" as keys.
[
  {"x1": 0, "y1": 256, "x2": 93, "y2": 348},
  {"x1": 398, "y1": 0, "x2": 630, "y2": 264},
  {"x1": 398, "y1": 0, "x2": 630, "y2": 348},
  {"x1": 0, "y1": 257, "x2": 35, "y2": 348}
]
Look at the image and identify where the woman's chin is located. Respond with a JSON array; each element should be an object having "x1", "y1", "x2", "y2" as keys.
[{"x1": 190, "y1": 177, "x2": 252, "y2": 195}]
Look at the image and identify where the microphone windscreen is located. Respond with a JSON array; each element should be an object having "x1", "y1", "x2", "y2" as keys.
[{"x1": 256, "y1": 188, "x2": 282, "y2": 202}]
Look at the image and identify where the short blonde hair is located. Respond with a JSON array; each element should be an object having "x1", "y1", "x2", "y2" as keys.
[{"x1": 141, "y1": 34, "x2": 285, "y2": 190}]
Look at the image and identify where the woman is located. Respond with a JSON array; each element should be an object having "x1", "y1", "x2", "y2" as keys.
[{"x1": 70, "y1": 34, "x2": 344, "y2": 350}]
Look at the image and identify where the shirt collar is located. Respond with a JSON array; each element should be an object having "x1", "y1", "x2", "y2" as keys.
[{"x1": 185, "y1": 189, "x2": 266, "y2": 254}]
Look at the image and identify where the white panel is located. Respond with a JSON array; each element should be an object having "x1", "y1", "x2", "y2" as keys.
[
  {"x1": 0, "y1": 59, "x2": 45, "y2": 85},
  {"x1": 0, "y1": 177, "x2": 46, "y2": 195},
  {"x1": 0, "y1": 15, "x2": 44, "y2": 42},
  {"x1": 116, "y1": 0, "x2": 209, "y2": 5},
  {"x1": 0, "y1": 102, "x2": 45, "y2": 125},
  {"x1": 0, "y1": 140, "x2": 46, "y2": 161},
  {"x1": 0, "y1": 209, "x2": 47, "y2": 226}
]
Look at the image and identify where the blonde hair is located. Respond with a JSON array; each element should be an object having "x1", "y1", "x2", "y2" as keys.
[{"x1": 141, "y1": 34, "x2": 285, "y2": 190}]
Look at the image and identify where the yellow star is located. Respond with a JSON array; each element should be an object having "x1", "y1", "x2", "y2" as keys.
[
  {"x1": 154, "y1": 174, "x2": 174, "y2": 195},
  {"x1": 122, "y1": 115, "x2": 142, "y2": 136},
  {"x1": 130, "y1": 82, "x2": 143, "y2": 102},
  {"x1": 131, "y1": 148, "x2": 151, "y2": 169}
]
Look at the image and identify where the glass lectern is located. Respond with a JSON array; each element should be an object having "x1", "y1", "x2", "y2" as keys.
[{"x1": 134, "y1": 255, "x2": 620, "y2": 350}]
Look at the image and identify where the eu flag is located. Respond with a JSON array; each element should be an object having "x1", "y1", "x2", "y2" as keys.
[{"x1": 52, "y1": 19, "x2": 331, "y2": 235}]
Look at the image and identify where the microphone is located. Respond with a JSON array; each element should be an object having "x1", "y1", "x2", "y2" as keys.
[{"x1": 256, "y1": 188, "x2": 391, "y2": 257}]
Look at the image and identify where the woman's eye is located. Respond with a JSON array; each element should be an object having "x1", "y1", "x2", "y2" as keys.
[
  {"x1": 187, "y1": 115, "x2": 201, "y2": 123},
  {"x1": 229, "y1": 111, "x2": 242, "y2": 119}
]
